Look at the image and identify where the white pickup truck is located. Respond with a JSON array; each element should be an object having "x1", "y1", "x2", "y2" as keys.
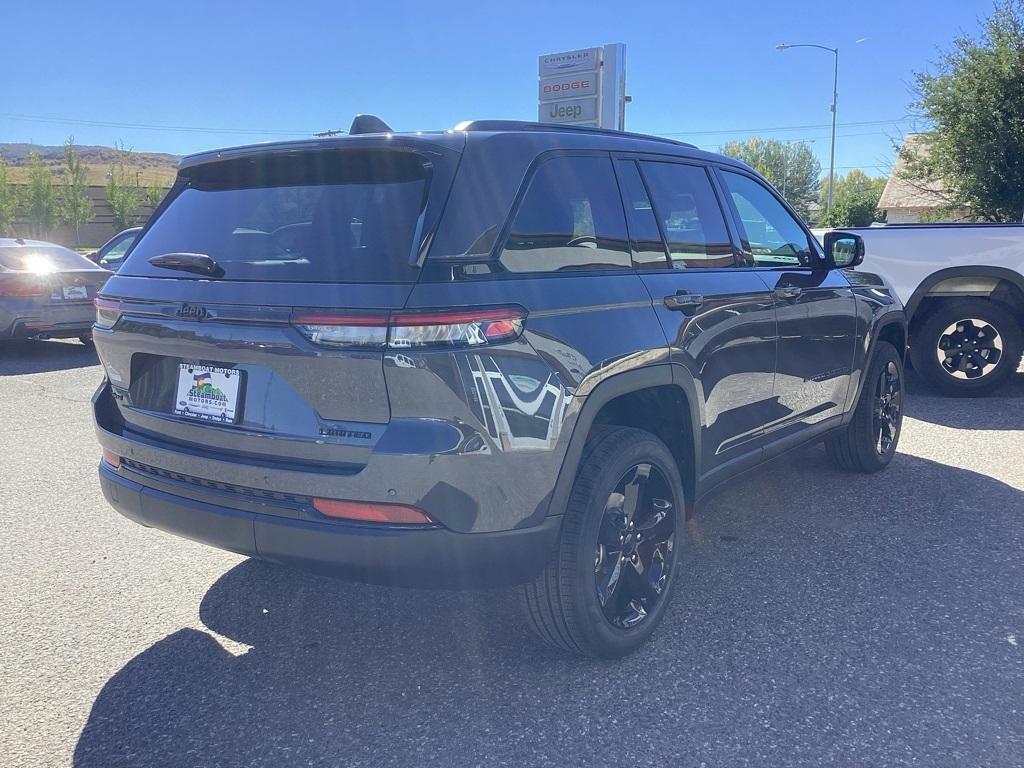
[{"x1": 815, "y1": 224, "x2": 1024, "y2": 396}]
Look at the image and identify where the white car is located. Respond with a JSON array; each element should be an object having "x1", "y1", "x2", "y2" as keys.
[{"x1": 814, "y1": 224, "x2": 1024, "y2": 396}]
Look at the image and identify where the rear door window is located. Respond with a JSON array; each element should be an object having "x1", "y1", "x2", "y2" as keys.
[
  {"x1": 119, "y1": 150, "x2": 432, "y2": 283},
  {"x1": 499, "y1": 155, "x2": 630, "y2": 273},
  {"x1": 639, "y1": 161, "x2": 736, "y2": 269},
  {"x1": 615, "y1": 160, "x2": 669, "y2": 269}
]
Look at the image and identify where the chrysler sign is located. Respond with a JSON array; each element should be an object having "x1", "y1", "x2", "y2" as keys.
[
  {"x1": 537, "y1": 44, "x2": 626, "y2": 129},
  {"x1": 538, "y1": 47, "x2": 600, "y2": 77}
]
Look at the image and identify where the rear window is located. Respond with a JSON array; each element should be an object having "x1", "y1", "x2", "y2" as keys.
[
  {"x1": 0, "y1": 246, "x2": 99, "y2": 272},
  {"x1": 120, "y1": 150, "x2": 431, "y2": 283}
]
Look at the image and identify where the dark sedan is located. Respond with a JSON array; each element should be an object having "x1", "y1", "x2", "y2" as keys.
[{"x1": 0, "y1": 239, "x2": 110, "y2": 345}]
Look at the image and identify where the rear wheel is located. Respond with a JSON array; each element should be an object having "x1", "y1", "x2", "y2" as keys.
[
  {"x1": 826, "y1": 341, "x2": 904, "y2": 473},
  {"x1": 521, "y1": 426, "x2": 686, "y2": 658},
  {"x1": 79, "y1": 333, "x2": 94, "y2": 347},
  {"x1": 910, "y1": 298, "x2": 1022, "y2": 396}
]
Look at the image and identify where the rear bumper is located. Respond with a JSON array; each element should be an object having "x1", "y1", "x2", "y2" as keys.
[
  {"x1": 99, "y1": 459, "x2": 561, "y2": 589},
  {"x1": 0, "y1": 303, "x2": 95, "y2": 339}
]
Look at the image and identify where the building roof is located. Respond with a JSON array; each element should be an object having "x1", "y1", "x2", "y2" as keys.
[{"x1": 879, "y1": 134, "x2": 955, "y2": 211}]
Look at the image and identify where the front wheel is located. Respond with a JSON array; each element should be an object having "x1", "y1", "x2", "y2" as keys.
[
  {"x1": 521, "y1": 426, "x2": 686, "y2": 658},
  {"x1": 909, "y1": 298, "x2": 1022, "y2": 396},
  {"x1": 826, "y1": 340, "x2": 904, "y2": 473}
]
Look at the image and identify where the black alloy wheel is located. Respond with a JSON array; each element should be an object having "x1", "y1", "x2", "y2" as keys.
[
  {"x1": 825, "y1": 340, "x2": 903, "y2": 473},
  {"x1": 936, "y1": 318, "x2": 1003, "y2": 380},
  {"x1": 593, "y1": 463, "x2": 676, "y2": 629},
  {"x1": 521, "y1": 425, "x2": 686, "y2": 658},
  {"x1": 873, "y1": 359, "x2": 902, "y2": 455},
  {"x1": 910, "y1": 298, "x2": 1023, "y2": 397}
]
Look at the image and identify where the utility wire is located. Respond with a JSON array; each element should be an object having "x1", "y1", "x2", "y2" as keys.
[
  {"x1": 0, "y1": 112, "x2": 312, "y2": 137},
  {"x1": 0, "y1": 110, "x2": 918, "y2": 141}
]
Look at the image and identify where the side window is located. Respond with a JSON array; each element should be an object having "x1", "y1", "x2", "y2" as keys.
[
  {"x1": 615, "y1": 160, "x2": 669, "y2": 269},
  {"x1": 639, "y1": 161, "x2": 735, "y2": 269},
  {"x1": 718, "y1": 170, "x2": 815, "y2": 267},
  {"x1": 102, "y1": 234, "x2": 136, "y2": 262},
  {"x1": 500, "y1": 155, "x2": 629, "y2": 273}
]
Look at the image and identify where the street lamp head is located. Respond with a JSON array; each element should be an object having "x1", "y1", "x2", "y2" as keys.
[{"x1": 776, "y1": 43, "x2": 788, "y2": 51}]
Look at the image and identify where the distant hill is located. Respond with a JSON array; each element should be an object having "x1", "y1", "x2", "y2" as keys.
[{"x1": 0, "y1": 142, "x2": 180, "y2": 186}]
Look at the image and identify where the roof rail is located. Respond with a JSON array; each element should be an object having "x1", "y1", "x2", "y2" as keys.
[{"x1": 451, "y1": 120, "x2": 695, "y2": 148}]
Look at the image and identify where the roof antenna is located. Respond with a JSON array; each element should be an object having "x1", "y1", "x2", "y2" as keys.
[{"x1": 349, "y1": 114, "x2": 393, "y2": 135}]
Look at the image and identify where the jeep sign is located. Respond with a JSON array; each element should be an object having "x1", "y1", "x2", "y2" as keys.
[{"x1": 537, "y1": 43, "x2": 626, "y2": 130}]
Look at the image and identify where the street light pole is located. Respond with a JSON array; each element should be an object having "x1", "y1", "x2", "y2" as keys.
[
  {"x1": 776, "y1": 42, "x2": 839, "y2": 216},
  {"x1": 828, "y1": 49, "x2": 838, "y2": 215}
]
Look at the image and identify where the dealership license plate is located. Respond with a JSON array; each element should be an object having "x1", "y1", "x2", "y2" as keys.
[
  {"x1": 173, "y1": 363, "x2": 243, "y2": 423},
  {"x1": 56, "y1": 285, "x2": 88, "y2": 301}
]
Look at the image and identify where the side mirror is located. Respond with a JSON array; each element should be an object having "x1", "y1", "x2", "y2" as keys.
[{"x1": 823, "y1": 231, "x2": 865, "y2": 269}]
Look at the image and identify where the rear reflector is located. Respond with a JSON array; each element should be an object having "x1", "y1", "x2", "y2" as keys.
[
  {"x1": 94, "y1": 297, "x2": 122, "y2": 329},
  {"x1": 312, "y1": 498, "x2": 435, "y2": 525},
  {"x1": 291, "y1": 306, "x2": 526, "y2": 349},
  {"x1": 101, "y1": 449, "x2": 121, "y2": 468}
]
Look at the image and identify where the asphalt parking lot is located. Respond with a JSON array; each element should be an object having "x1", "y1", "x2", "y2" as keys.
[{"x1": 1, "y1": 339, "x2": 1022, "y2": 767}]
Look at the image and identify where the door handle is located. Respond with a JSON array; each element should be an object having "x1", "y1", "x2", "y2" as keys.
[
  {"x1": 664, "y1": 292, "x2": 704, "y2": 313},
  {"x1": 773, "y1": 286, "x2": 802, "y2": 300}
]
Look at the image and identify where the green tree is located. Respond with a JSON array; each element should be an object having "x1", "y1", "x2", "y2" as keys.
[
  {"x1": 143, "y1": 181, "x2": 167, "y2": 209},
  {"x1": 25, "y1": 151, "x2": 57, "y2": 238},
  {"x1": 0, "y1": 158, "x2": 19, "y2": 236},
  {"x1": 904, "y1": 0, "x2": 1024, "y2": 221},
  {"x1": 58, "y1": 137, "x2": 93, "y2": 245},
  {"x1": 106, "y1": 142, "x2": 141, "y2": 231},
  {"x1": 721, "y1": 137, "x2": 821, "y2": 220},
  {"x1": 819, "y1": 170, "x2": 887, "y2": 226}
]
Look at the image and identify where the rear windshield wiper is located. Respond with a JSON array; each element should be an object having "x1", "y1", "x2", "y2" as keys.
[{"x1": 147, "y1": 252, "x2": 225, "y2": 278}]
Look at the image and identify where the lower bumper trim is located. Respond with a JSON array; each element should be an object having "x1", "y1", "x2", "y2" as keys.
[{"x1": 100, "y1": 463, "x2": 560, "y2": 589}]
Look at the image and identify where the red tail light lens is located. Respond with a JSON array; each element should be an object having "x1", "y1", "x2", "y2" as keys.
[
  {"x1": 313, "y1": 498, "x2": 435, "y2": 525},
  {"x1": 94, "y1": 297, "x2": 122, "y2": 329},
  {"x1": 0, "y1": 279, "x2": 47, "y2": 297},
  {"x1": 101, "y1": 449, "x2": 121, "y2": 468},
  {"x1": 292, "y1": 307, "x2": 526, "y2": 349},
  {"x1": 389, "y1": 307, "x2": 525, "y2": 348}
]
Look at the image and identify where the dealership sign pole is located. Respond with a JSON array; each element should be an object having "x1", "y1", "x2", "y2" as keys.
[{"x1": 538, "y1": 44, "x2": 626, "y2": 130}]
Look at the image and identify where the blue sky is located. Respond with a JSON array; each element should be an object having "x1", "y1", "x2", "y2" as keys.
[{"x1": 3, "y1": 0, "x2": 998, "y2": 178}]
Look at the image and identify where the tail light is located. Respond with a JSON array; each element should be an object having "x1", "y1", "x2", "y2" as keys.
[
  {"x1": 94, "y1": 297, "x2": 122, "y2": 329},
  {"x1": 101, "y1": 449, "x2": 121, "y2": 468},
  {"x1": 292, "y1": 306, "x2": 526, "y2": 349},
  {"x1": 0, "y1": 279, "x2": 46, "y2": 297},
  {"x1": 313, "y1": 498, "x2": 435, "y2": 525}
]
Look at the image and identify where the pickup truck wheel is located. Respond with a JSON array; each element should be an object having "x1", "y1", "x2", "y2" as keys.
[
  {"x1": 521, "y1": 425, "x2": 686, "y2": 658},
  {"x1": 826, "y1": 341, "x2": 903, "y2": 473},
  {"x1": 910, "y1": 298, "x2": 1022, "y2": 396}
]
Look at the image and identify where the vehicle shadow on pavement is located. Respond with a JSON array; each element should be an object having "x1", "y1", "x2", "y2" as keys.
[
  {"x1": 905, "y1": 366, "x2": 1024, "y2": 429},
  {"x1": 0, "y1": 339, "x2": 98, "y2": 376},
  {"x1": 73, "y1": 449, "x2": 1024, "y2": 768}
]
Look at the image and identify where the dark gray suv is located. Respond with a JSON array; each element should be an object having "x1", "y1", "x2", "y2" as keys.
[{"x1": 93, "y1": 119, "x2": 906, "y2": 657}]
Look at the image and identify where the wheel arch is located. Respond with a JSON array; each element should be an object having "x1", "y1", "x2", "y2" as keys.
[
  {"x1": 906, "y1": 266, "x2": 1024, "y2": 324},
  {"x1": 546, "y1": 365, "x2": 701, "y2": 521}
]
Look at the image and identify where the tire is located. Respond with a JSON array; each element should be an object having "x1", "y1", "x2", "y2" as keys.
[
  {"x1": 520, "y1": 425, "x2": 687, "y2": 658},
  {"x1": 79, "y1": 333, "x2": 94, "y2": 347},
  {"x1": 826, "y1": 340, "x2": 904, "y2": 473},
  {"x1": 909, "y1": 298, "x2": 1022, "y2": 397}
]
